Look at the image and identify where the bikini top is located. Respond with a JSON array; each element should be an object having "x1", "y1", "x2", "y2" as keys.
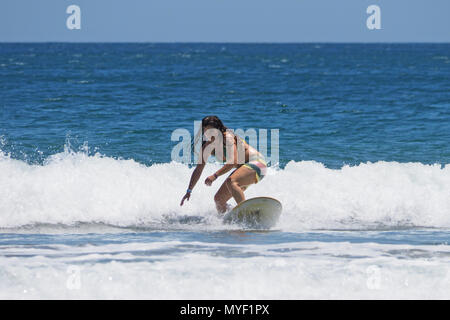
[{"x1": 215, "y1": 133, "x2": 260, "y2": 164}]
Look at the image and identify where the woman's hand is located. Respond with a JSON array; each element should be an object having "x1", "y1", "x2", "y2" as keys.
[
  {"x1": 204, "y1": 174, "x2": 217, "y2": 186},
  {"x1": 180, "y1": 192, "x2": 191, "y2": 206}
]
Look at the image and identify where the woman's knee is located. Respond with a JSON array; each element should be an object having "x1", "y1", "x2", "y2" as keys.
[{"x1": 214, "y1": 192, "x2": 225, "y2": 204}]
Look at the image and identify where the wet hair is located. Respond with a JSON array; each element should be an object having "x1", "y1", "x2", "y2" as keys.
[
  {"x1": 192, "y1": 116, "x2": 231, "y2": 156},
  {"x1": 201, "y1": 115, "x2": 228, "y2": 133}
]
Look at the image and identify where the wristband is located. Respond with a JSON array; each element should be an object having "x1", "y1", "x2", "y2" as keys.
[
  {"x1": 187, "y1": 188, "x2": 192, "y2": 193},
  {"x1": 213, "y1": 173, "x2": 218, "y2": 179}
]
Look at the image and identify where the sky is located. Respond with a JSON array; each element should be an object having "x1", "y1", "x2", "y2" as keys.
[{"x1": 0, "y1": 0, "x2": 449, "y2": 42}]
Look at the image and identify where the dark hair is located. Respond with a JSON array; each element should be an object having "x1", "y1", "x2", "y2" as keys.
[
  {"x1": 201, "y1": 115, "x2": 228, "y2": 133},
  {"x1": 192, "y1": 116, "x2": 230, "y2": 156}
]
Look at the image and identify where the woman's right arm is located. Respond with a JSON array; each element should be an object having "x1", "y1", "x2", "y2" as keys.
[
  {"x1": 187, "y1": 163, "x2": 205, "y2": 193},
  {"x1": 180, "y1": 163, "x2": 206, "y2": 206},
  {"x1": 180, "y1": 140, "x2": 212, "y2": 206}
]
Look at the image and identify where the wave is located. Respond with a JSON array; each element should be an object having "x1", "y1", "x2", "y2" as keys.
[{"x1": 1, "y1": 148, "x2": 450, "y2": 230}]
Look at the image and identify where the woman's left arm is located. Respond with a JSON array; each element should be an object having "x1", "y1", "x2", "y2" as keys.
[
  {"x1": 204, "y1": 164, "x2": 235, "y2": 186},
  {"x1": 205, "y1": 135, "x2": 238, "y2": 186}
]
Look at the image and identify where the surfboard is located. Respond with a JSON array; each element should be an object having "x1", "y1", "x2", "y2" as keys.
[{"x1": 223, "y1": 197, "x2": 282, "y2": 229}]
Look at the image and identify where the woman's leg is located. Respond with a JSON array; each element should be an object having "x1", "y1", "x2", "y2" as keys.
[
  {"x1": 214, "y1": 169, "x2": 252, "y2": 214},
  {"x1": 214, "y1": 180, "x2": 233, "y2": 213},
  {"x1": 225, "y1": 165, "x2": 257, "y2": 205}
]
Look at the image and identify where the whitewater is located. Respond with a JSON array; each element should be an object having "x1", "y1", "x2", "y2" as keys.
[
  {"x1": 1, "y1": 148, "x2": 450, "y2": 230},
  {"x1": 0, "y1": 148, "x2": 449, "y2": 299}
]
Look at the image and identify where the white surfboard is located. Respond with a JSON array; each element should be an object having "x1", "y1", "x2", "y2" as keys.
[{"x1": 223, "y1": 197, "x2": 282, "y2": 229}]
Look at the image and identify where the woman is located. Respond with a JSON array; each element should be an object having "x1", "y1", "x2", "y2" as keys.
[{"x1": 180, "y1": 116, "x2": 267, "y2": 213}]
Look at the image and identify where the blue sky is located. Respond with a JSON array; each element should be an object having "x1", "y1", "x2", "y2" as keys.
[{"x1": 0, "y1": 0, "x2": 449, "y2": 42}]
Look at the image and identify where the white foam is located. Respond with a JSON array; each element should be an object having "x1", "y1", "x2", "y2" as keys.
[
  {"x1": 0, "y1": 240, "x2": 448, "y2": 299},
  {"x1": 1, "y1": 149, "x2": 450, "y2": 230}
]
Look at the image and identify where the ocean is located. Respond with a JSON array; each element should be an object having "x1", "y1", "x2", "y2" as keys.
[{"x1": 0, "y1": 43, "x2": 449, "y2": 299}]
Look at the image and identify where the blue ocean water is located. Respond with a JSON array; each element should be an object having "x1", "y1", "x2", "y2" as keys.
[
  {"x1": 1, "y1": 43, "x2": 449, "y2": 166},
  {"x1": 0, "y1": 43, "x2": 449, "y2": 299}
]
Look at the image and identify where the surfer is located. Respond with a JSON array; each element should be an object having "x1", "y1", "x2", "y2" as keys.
[{"x1": 180, "y1": 116, "x2": 267, "y2": 213}]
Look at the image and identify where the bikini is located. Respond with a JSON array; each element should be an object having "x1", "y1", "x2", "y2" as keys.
[
  {"x1": 242, "y1": 155, "x2": 267, "y2": 183},
  {"x1": 218, "y1": 136, "x2": 267, "y2": 183}
]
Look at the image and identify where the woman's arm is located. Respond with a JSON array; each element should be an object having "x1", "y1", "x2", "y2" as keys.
[
  {"x1": 187, "y1": 163, "x2": 206, "y2": 191},
  {"x1": 180, "y1": 163, "x2": 205, "y2": 206},
  {"x1": 180, "y1": 139, "x2": 213, "y2": 206},
  {"x1": 205, "y1": 133, "x2": 238, "y2": 186}
]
